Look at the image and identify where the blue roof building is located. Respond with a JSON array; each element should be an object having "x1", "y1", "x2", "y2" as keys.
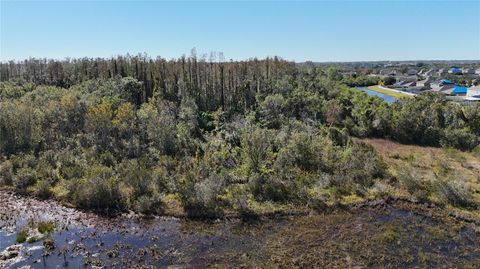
[
  {"x1": 452, "y1": 86, "x2": 468, "y2": 95},
  {"x1": 441, "y1": 79, "x2": 453, "y2": 84},
  {"x1": 449, "y1": 67, "x2": 462, "y2": 74}
]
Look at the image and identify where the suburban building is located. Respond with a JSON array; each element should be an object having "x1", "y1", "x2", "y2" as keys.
[
  {"x1": 379, "y1": 69, "x2": 396, "y2": 76},
  {"x1": 422, "y1": 69, "x2": 436, "y2": 77},
  {"x1": 451, "y1": 86, "x2": 468, "y2": 96},
  {"x1": 462, "y1": 68, "x2": 475, "y2": 75},
  {"x1": 406, "y1": 69, "x2": 418, "y2": 76},
  {"x1": 416, "y1": 78, "x2": 431, "y2": 88},
  {"x1": 430, "y1": 79, "x2": 455, "y2": 92},
  {"x1": 440, "y1": 88, "x2": 455, "y2": 95},
  {"x1": 394, "y1": 80, "x2": 416, "y2": 88},
  {"x1": 448, "y1": 67, "x2": 462, "y2": 74}
]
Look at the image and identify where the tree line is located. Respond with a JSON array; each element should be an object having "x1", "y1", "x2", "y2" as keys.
[{"x1": 0, "y1": 52, "x2": 296, "y2": 112}]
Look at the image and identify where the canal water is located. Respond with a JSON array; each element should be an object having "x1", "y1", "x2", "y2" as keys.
[{"x1": 356, "y1": 87, "x2": 396, "y2": 103}]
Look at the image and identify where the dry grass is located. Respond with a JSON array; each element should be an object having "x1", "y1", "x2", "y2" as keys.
[
  {"x1": 361, "y1": 138, "x2": 480, "y2": 215},
  {"x1": 362, "y1": 138, "x2": 480, "y2": 181},
  {"x1": 367, "y1": 85, "x2": 414, "y2": 98}
]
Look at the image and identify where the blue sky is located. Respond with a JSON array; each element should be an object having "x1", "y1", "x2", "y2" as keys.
[{"x1": 1, "y1": 0, "x2": 479, "y2": 62}]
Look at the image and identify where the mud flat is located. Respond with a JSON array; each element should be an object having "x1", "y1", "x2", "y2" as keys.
[{"x1": 1, "y1": 190, "x2": 480, "y2": 268}]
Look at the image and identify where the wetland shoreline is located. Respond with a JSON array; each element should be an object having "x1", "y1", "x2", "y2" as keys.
[{"x1": 2, "y1": 189, "x2": 480, "y2": 268}]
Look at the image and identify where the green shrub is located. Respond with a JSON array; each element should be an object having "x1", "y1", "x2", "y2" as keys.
[
  {"x1": 178, "y1": 168, "x2": 226, "y2": 218},
  {"x1": 382, "y1": 76, "x2": 396, "y2": 86},
  {"x1": 16, "y1": 230, "x2": 27, "y2": 243},
  {"x1": 258, "y1": 94, "x2": 286, "y2": 129},
  {"x1": 435, "y1": 179, "x2": 476, "y2": 209},
  {"x1": 71, "y1": 165, "x2": 125, "y2": 212},
  {"x1": 473, "y1": 145, "x2": 480, "y2": 159},
  {"x1": 283, "y1": 132, "x2": 325, "y2": 172},
  {"x1": 118, "y1": 159, "x2": 156, "y2": 198},
  {"x1": 231, "y1": 190, "x2": 258, "y2": 220},
  {"x1": 333, "y1": 143, "x2": 386, "y2": 194},
  {"x1": 133, "y1": 194, "x2": 164, "y2": 215},
  {"x1": 0, "y1": 160, "x2": 13, "y2": 185},
  {"x1": 35, "y1": 180, "x2": 53, "y2": 199},
  {"x1": 37, "y1": 221, "x2": 55, "y2": 234},
  {"x1": 249, "y1": 173, "x2": 290, "y2": 202},
  {"x1": 13, "y1": 167, "x2": 37, "y2": 192},
  {"x1": 440, "y1": 128, "x2": 479, "y2": 151},
  {"x1": 99, "y1": 151, "x2": 116, "y2": 167},
  {"x1": 397, "y1": 168, "x2": 431, "y2": 202},
  {"x1": 273, "y1": 131, "x2": 330, "y2": 195},
  {"x1": 241, "y1": 126, "x2": 271, "y2": 174},
  {"x1": 59, "y1": 161, "x2": 86, "y2": 180},
  {"x1": 325, "y1": 127, "x2": 349, "y2": 147}
]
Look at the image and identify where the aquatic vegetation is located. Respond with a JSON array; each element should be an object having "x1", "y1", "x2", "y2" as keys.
[
  {"x1": 26, "y1": 236, "x2": 37, "y2": 243},
  {"x1": 43, "y1": 238, "x2": 55, "y2": 250},
  {"x1": 37, "y1": 221, "x2": 55, "y2": 234},
  {"x1": 16, "y1": 230, "x2": 27, "y2": 243},
  {"x1": 1, "y1": 190, "x2": 480, "y2": 268}
]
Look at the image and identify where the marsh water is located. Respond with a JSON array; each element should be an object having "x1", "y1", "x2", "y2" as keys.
[{"x1": 1, "y1": 191, "x2": 479, "y2": 268}]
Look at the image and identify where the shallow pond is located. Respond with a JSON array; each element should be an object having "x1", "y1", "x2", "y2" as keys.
[{"x1": 1, "y1": 191, "x2": 479, "y2": 268}]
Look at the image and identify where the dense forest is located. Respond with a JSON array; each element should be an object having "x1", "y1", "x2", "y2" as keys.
[{"x1": 1, "y1": 54, "x2": 479, "y2": 217}]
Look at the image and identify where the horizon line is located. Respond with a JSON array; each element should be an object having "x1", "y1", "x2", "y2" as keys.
[{"x1": 1, "y1": 54, "x2": 480, "y2": 64}]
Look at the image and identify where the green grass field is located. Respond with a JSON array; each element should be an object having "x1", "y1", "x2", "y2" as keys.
[{"x1": 367, "y1": 85, "x2": 413, "y2": 98}]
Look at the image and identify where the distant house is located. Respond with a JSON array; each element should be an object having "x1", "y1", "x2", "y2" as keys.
[
  {"x1": 437, "y1": 68, "x2": 447, "y2": 76},
  {"x1": 462, "y1": 68, "x2": 475, "y2": 75},
  {"x1": 379, "y1": 69, "x2": 396, "y2": 76},
  {"x1": 440, "y1": 88, "x2": 455, "y2": 95},
  {"x1": 393, "y1": 81, "x2": 404, "y2": 87},
  {"x1": 431, "y1": 79, "x2": 455, "y2": 92},
  {"x1": 423, "y1": 69, "x2": 436, "y2": 77},
  {"x1": 448, "y1": 67, "x2": 462, "y2": 74},
  {"x1": 394, "y1": 80, "x2": 416, "y2": 88},
  {"x1": 475, "y1": 68, "x2": 480, "y2": 75},
  {"x1": 442, "y1": 79, "x2": 454, "y2": 84},
  {"x1": 416, "y1": 78, "x2": 431, "y2": 88},
  {"x1": 402, "y1": 81, "x2": 417, "y2": 87},
  {"x1": 451, "y1": 86, "x2": 468, "y2": 96},
  {"x1": 406, "y1": 69, "x2": 418, "y2": 76}
]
